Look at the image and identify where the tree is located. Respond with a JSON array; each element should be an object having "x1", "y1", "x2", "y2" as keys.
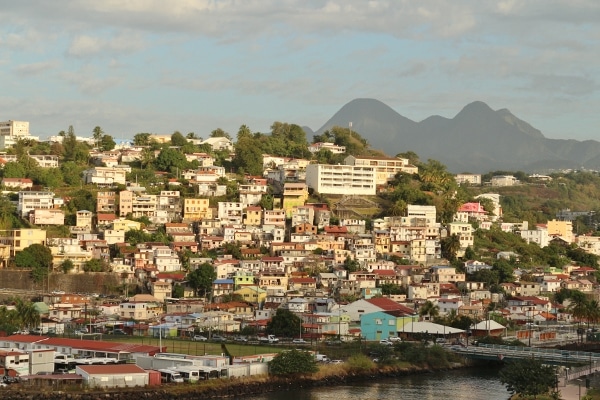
[
  {"x1": 92, "y1": 126, "x2": 104, "y2": 148},
  {"x1": 210, "y1": 128, "x2": 231, "y2": 140},
  {"x1": 170, "y1": 131, "x2": 188, "y2": 147},
  {"x1": 83, "y1": 259, "x2": 108, "y2": 272},
  {"x1": 154, "y1": 147, "x2": 188, "y2": 174},
  {"x1": 233, "y1": 136, "x2": 263, "y2": 175},
  {"x1": 61, "y1": 259, "x2": 74, "y2": 274},
  {"x1": 266, "y1": 308, "x2": 302, "y2": 338},
  {"x1": 342, "y1": 256, "x2": 361, "y2": 273},
  {"x1": 419, "y1": 300, "x2": 439, "y2": 321},
  {"x1": 100, "y1": 134, "x2": 116, "y2": 151},
  {"x1": 62, "y1": 125, "x2": 90, "y2": 164},
  {"x1": 13, "y1": 298, "x2": 41, "y2": 330},
  {"x1": 133, "y1": 133, "x2": 152, "y2": 146},
  {"x1": 1, "y1": 162, "x2": 27, "y2": 178},
  {"x1": 499, "y1": 359, "x2": 558, "y2": 399},
  {"x1": 187, "y1": 263, "x2": 216, "y2": 298},
  {"x1": 14, "y1": 244, "x2": 53, "y2": 270},
  {"x1": 268, "y1": 349, "x2": 318, "y2": 376},
  {"x1": 441, "y1": 234, "x2": 461, "y2": 261}
]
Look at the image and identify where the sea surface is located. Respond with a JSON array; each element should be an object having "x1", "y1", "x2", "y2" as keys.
[{"x1": 248, "y1": 367, "x2": 509, "y2": 400}]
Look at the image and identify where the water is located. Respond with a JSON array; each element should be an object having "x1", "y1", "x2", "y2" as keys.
[{"x1": 250, "y1": 368, "x2": 509, "y2": 400}]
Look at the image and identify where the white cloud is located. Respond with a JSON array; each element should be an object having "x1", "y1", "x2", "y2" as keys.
[
  {"x1": 14, "y1": 60, "x2": 60, "y2": 76},
  {"x1": 67, "y1": 31, "x2": 145, "y2": 57}
]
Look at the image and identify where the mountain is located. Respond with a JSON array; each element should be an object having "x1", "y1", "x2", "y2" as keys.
[{"x1": 313, "y1": 99, "x2": 600, "y2": 173}]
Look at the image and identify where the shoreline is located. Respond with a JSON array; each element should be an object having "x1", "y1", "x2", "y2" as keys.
[{"x1": 0, "y1": 362, "x2": 476, "y2": 400}]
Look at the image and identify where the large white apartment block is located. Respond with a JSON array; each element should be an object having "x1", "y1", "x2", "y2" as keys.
[
  {"x1": 344, "y1": 155, "x2": 418, "y2": 185},
  {"x1": 0, "y1": 120, "x2": 38, "y2": 149},
  {"x1": 306, "y1": 164, "x2": 376, "y2": 195},
  {"x1": 83, "y1": 167, "x2": 127, "y2": 186},
  {"x1": 406, "y1": 205, "x2": 437, "y2": 225},
  {"x1": 455, "y1": 174, "x2": 482, "y2": 186},
  {"x1": 18, "y1": 191, "x2": 56, "y2": 217},
  {"x1": 0, "y1": 120, "x2": 29, "y2": 137},
  {"x1": 491, "y1": 175, "x2": 519, "y2": 187}
]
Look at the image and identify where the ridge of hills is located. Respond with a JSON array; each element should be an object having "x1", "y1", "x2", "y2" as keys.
[{"x1": 311, "y1": 99, "x2": 599, "y2": 174}]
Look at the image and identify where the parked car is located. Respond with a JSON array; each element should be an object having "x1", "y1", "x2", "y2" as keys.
[
  {"x1": 330, "y1": 359, "x2": 343, "y2": 364},
  {"x1": 234, "y1": 336, "x2": 248, "y2": 343},
  {"x1": 325, "y1": 339, "x2": 342, "y2": 346},
  {"x1": 112, "y1": 329, "x2": 127, "y2": 335},
  {"x1": 211, "y1": 334, "x2": 227, "y2": 342},
  {"x1": 192, "y1": 335, "x2": 207, "y2": 342},
  {"x1": 387, "y1": 336, "x2": 402, "y2": 342},
  {"x1": 292, "y1": 338, "x2": 308, "y2": 344},
  {"x1": 379, "y1": 339, "x2": 393, "y2": 346},
  {"x1": 435, "y1": 338, "x2": 447, "y2": 344}
]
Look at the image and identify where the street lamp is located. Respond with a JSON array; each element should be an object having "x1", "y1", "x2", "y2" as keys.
[
  {"x1": 565, "y1": 368, "x2": 570, "y2": 387},
  {"x1": 577, "y1": 378, "x2": 582, "y2": 399},
  {"x1": 555, "y1": 371, "x2": 559, "y2": 392}
]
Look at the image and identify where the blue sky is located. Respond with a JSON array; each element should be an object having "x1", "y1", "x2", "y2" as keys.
[{"x1": 1, "y1": 1, "x2": 599, "y2": 143}]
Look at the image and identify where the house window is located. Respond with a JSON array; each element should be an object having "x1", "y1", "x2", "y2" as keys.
[
  {"x1": 375, "y1": 319, "x2": 382, "y2": 325},
  {"x1": 388, "y1": 320, "x2": 395, "y2": 326}
]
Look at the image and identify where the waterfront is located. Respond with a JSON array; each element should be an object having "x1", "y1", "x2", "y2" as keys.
[{"x1": 252, "y1": 368, "x2": 509, "y2": 400}]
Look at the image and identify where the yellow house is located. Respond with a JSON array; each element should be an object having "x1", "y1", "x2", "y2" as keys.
[
  {"x1": 547, "y1": 219, "x2": 574, "y2": 242},
  {"x1": 0, "y1": 228, "x2": 47, "y2": 257},
  {"x1": 112, "y1": 218, "x2": 142, "y2": 232},
  {"x1": 234, "y1": 286, "x2": 266, "y2": 304},
  {"x1": 243, "y1": 206, "x2": 263, "y2": 226},
  {"x1": 282, "y1": 183, "x2": 309, "y2": 217},
  {"x1": 183, "y1": 198, "x2": 211, "y2": 221}
]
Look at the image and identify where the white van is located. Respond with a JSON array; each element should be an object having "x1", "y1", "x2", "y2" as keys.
[
  {"x1": 158, "y1": 369, "x2": 184, "y2": 383},
  {"x1": 174, "y1": 366, "x2": 200, "y2": 383},
  {"x1": 315, "y1": 354, "x2": 330, "y2": 363}
]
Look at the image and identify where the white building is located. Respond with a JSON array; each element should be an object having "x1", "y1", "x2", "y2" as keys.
[
  {"x1": 17, "y1": 191, "x2": 57, "y2": 217},
  {"x1": 306, "y1": 164, "x2": 376, "y2": 195}
]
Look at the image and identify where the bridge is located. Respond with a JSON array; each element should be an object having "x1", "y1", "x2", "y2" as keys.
[{"x1": 450, "y1": 344, "x2": 600, "y2": 385}]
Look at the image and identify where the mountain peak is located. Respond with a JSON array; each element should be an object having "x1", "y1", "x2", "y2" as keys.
[{"x1": 455, "y1": 101, "x2": 494, "y2": 118}]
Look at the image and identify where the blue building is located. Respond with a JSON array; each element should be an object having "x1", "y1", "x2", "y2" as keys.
[{"x1": 360, "y1": 310, "x2": 417, "y2": 341}]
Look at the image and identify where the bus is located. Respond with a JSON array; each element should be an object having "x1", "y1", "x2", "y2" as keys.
[{"x1": 157, "y1": 369, "x2": 184, "y2": 383}]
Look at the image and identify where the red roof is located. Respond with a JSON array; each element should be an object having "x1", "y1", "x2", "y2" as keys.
[
  {"x1": 457, "y1": 202, "x2": 486, "y2": 213},
  {"x1": 97, "y1": 213, "x2": 117, "y2": 221},
  {"x1": 77, "y1": 364, "x2": 147, "y2": 375},
  {"x1": 366, "y1": 297, "x2": 414, "y2": 314},
  {"x1": 372, "y1": 269, "x2": 396, "y2": 276},
  {"x1": 324, "y1": 226, "x2": 348, "y2": 234}
]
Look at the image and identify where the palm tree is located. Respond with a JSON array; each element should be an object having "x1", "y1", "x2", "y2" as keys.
[
  {"x1": 587, "y1": 300, "x2": 600, "y2": 328},
  {"x1": 13, "y1": 298, "x2": 40, "y2": 330},
  {"x1": 441, "y1": 234, "x2": 461, "y2": 261},
  {"x1": 419, "y1": 300, "x2": 440, "y2": 322},
  {"x1": 92, "y1": 126, "x2": 104, "y2": 149},
  {"x1": 567, "y1": 294, "x2": 590, "y2": 326}
]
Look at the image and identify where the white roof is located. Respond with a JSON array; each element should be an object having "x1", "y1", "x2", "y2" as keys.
[
  {"x1": 402, "y1": 321, "x2": 465, "y2": 335},
  {"x1": 471, "y1": 319, "x2": 506, "y2": 330}
]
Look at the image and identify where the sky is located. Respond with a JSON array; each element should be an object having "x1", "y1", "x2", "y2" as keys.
[{"x1": 1, "y1": 1, "x2": 599, "y2": 142}]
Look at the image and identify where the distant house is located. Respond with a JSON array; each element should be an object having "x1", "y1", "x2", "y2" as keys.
[{"x1": 2, "y1": 177, "x2": 33, "y2": 189}]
